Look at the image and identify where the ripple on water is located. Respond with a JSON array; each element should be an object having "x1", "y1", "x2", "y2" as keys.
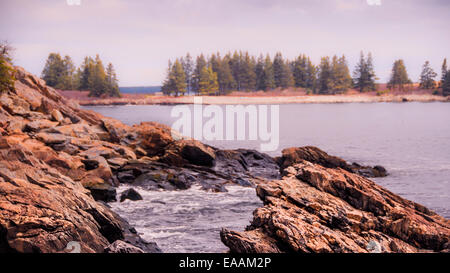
[{"x1": 109, "y1": 185, "x2": 262, "y2": 253}]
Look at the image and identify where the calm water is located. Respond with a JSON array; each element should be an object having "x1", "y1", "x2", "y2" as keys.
[{"x1": 85, "y1": 102, "x2": 450, "y2": 252}]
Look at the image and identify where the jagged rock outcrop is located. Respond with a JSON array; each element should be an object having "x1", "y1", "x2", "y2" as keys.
[
  {"x1": 221, "y1": 158, "x2": 450, "y2": 253},
  {"x1": 277, "y1": 146, "x2": 387, "y2": 178},
  {"x1": 0, "y1": 66, "x2": 163, "y2": 253}
]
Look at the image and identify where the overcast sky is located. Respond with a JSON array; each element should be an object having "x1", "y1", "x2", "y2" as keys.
[{"x1": 1, "y1": 0, "x2": 449, "y2": 86}]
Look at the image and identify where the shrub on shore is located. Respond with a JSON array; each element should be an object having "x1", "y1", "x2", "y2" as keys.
[{"x1": 0, "y1": 41, "x2": 15, "y2": 93}]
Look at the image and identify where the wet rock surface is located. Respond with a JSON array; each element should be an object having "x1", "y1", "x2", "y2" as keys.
[
  {"x1": 120, "y1": 188, "x2": 143, "y2": 202},
  {"x1": 221, "y1": 158, "x2": 450, "y2": 253}
]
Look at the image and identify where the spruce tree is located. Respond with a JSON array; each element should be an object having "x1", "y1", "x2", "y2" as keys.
[
  {"x1": 181, "y1": 53, "x2": 193, "y2": 94},
  {"x1": 161, "y1": 59, "x2": 186, "y2": 96},
  {"x1": 281, "y1": 60, "x2": 294, "y2": 88},
  {"x1": 419, "y1": 61, "x2": 437, "y2": 89},
  {"x1": 192, "y1": 54, "x2": 207, "y2": 94},
  {"x1": 442, "y1": 69, "x2": 450, "y2": 96},
  {"x1": 240, "y1": 52, "x2": 257, "y2": 91},
  {"x1": 198, "y1": 66, "x2": 219, "y2": 95},
  {"x1": 330, "y1": 55, "x2": 352, "y2": 93},
  {"x1": 387, "y1": 59, "x2": 411, "y2": 91},
  {"x1": 172, "y1": 59, "x2": 187, "y2": 96},
  {"x1": 365, "y1": 53, "x2": 377, "y2": 91},
  {"x1": 161, "y1": 60, "x2": 174, "y2": 96},
  {"x1": 62, "y1": 55, "x2": 76, "y2": 90},
  {"x1": 293, "y1": 55, "x2": 307, "y2": 88},
  {"x1": 353, "y1": 51, "x2": 376, "y2": 92},
  {"x1": 79, "y1": 56, "x2": 94, "y2": 91},
  {"x1": 42, "y1": 53, "x2": 66, "y2": 88},
  {"x1": 273, "y1": 52, "x2": 294, "y2": 89},
  {"x1": 88, "y1": 55, "x2": 108, "y2": 97},
  {"x1": 217, "y1": 54, "x2": 236, "y2": 94},
  {"x1": 318, "y1": 57, "x2": 332, "y2": 94},
  {"x1": 230, "y1": 51, "x2": 243, "y2": 90},
  {"x1": 273, "y1": 52, "x2": 284, "y2": 88},
  {"x1": 105, "y1": 63, "x2": 121, "y2": 97},
  {"x1": 262, "y1": 54, "x2": 275, "y2": 90},
  {"x1": 305, "y1": 57, "x2": 317, "y2": 93},
  {"x1": 441, "y1": 58, "x2": 447, "y2": 88},
  {"x1": 255, "y1": 54, "x2": 265, "y2": 90}
]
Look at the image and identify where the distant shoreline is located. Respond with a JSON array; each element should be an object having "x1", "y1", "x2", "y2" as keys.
[{"x1": 59, "y1": 90, "x2": 449, "y2": 106}]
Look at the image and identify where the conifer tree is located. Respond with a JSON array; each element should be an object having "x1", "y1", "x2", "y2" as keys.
[
  {"x1": 240, "y1": 52, "x2": 257, "y2": 91},
  {"x1": 62, "y1": 55, "x2": 76, "y2": 90},
  {"x1": 181, "y1": 53, "x2": 193, "y2": 94},
  {"x1": 330, "y1": 55, "x2": 352, "y2": 93},
  {"x1": 161, "y1": 60, "x2": 174, "y2": 96},
  {"x1": 216, "y1": 54, "x2": 235, "y2": 94},
  {"x1": 192, "y1": 54, "x2": 207, "y2": 94},
  {"x1": 442, "y1": 69, "x2": 450, "y2": 96},
  {"x1": 318, "y1": 57, "x2": 332, "y2": 94},
  {"x1": 353, "y1": 51, "x2": 376, "y2": 92},
  {"x1": 273, "y1": 52, "x2": 284, "y2": 88},
  {"x1": 161, "y1": 59, "x2": 186, "y2": 96},
  {"x1": 387, "y1": 59, "x2": 412, "y2": 91},
  {"x1": 42, "y1": 53, "x2": 65, "y2": 88},
  {"x1": 273, "y1": 52, "x2": 294, "y2": 89},
  {"x1": 262, "y1": 54, "x2": 275, "y2": 90},
  {"x1": 293, "y1": 55, "x2": 307, "y2": 88},
  {"x1": 281, "y1": 60, "x2": 294, "y2": 88},
  {"x1": 105, "y1": 63, "x2": 121, "y2": 97},
  {"x1": 198, "y1": 66, "x2": 219, "y2": 95},
  {"x1": 79, "y1": 56, "x2": 94, "y2": 91},
  {"x1": 230, "y1": 51, "x2": 243, "y2": 90},
  {"x1": 255, "y1": 54, "x2": 265, "y2": 90},
  {"x1": 305, "y1": 57, "x2": 317, "y2": 93},
  {"x1": 441, "y1": 58, "x2": 447, "y2": 88},
  {"x1": 419, "y1": 61, "x2": 437, "y2": 89},
  {"x1": 88, "y1": 54, "x2": 108, "y2": 97}
]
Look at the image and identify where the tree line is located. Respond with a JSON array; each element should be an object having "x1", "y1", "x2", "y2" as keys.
[
  {"x1": 41, "y1": 53, "x2": 121, "y2": 97},
  {"x1": 162, "y1": 51, "x2": 449, "y2": 96},
  {"x1": 162, "y1": 51, "x2": 362, "y2": 96}
]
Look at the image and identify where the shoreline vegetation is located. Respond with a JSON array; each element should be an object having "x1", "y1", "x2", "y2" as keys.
[{"x1": 59, "y1": 89, "x2": 449, "y2": 106}]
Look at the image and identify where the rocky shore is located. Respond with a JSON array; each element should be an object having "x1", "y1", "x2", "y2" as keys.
[
  {"x1": 0, "y1": 66, "x2": 281, "y2": 252},
  {"x1": 1, "y1": 66, "x2": 449, "y2": 253},
  {"x1": 221, "y1": 151, "x2": 450, "y2": 253}
]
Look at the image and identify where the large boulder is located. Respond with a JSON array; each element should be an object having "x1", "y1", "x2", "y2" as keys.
[
  {"x1": 132, "y1": 122, "x2": 174, "y2": 156},
  {"x1": 180, "y1": 140, "x2": 216, "y2": 167},
  {"x1": 120, "y1": 188, "x2": 143, "y2": 202}
]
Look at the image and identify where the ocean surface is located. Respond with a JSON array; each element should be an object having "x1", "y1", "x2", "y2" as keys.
[{"x1": 84, "y1": 102, "x2": 450, "y2": 252}]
